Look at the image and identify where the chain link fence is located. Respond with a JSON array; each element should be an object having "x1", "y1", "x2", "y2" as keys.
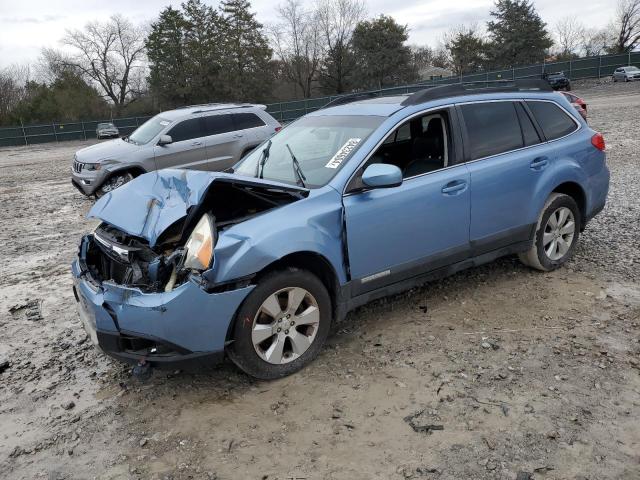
[{"x1": 1, "y1": 51, "x2": 638, "y2": 148}]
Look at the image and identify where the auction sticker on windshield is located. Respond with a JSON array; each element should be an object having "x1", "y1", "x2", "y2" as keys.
[{"x1": 325, "y1": 138, "x2": 361, "y2": 169}]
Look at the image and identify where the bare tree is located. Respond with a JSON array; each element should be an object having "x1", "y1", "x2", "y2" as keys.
[
  {"x1": 581, "y1": 28, "x2": 611, "y2": 56},
  {"x1": 611, "y1": 0, "x2": 640, "y2": 52},
  {"x1": 271, "y1": 0, "x2": 323, "y2": 98},
  {"x1": 554, "y1": 17, "x2": 585, "y2": 57},
  {"x1": 0, "y1": 64, "x2": 31, "y2": 123},
  {"x1": 53, "y1": 15, "x2": 146, "y2": 109},
  {"x1": 317, "y1": 0, "x2": 366, "y2": 93}
]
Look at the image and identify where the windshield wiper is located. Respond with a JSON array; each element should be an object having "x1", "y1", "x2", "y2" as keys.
[
  {"x1": 285, "y1": 144, "x2": 307, "y2": 188},
  {"x1": 256, "y1": 140, "x2": 272, "y2": 179}
]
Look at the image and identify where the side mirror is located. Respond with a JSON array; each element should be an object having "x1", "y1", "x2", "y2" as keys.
[
  {"x1": 158, "y1": 134, "x2": 173, "y2": 146},
  {"x1": 361, "y1": 163, "x2": 403, "y2": 189}
]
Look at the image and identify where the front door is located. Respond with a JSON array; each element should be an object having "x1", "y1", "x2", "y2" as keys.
[
  {"x1": 153, "y1": 117, "x2": 208, "y2": 171},
  {"x1": 342, "y1": 108, "x2": 470, "y2": 296}
]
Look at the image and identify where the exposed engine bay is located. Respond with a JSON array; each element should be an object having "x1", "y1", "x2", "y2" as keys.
[{"x1": 84, "y1": 180, "x2": 305, "y2": 293}]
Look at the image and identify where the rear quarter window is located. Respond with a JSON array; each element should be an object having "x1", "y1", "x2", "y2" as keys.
[
  {"x1": 460, "y1": 101, "x2": 523, "y2": 160},
  {"x1": 526, "y1": 101, "x2": 578, "y2": 141}
]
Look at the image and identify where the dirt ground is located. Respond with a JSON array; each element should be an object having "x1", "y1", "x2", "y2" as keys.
[{"x1": 1, "y1": 81, "x2": 639, "y2": 480}]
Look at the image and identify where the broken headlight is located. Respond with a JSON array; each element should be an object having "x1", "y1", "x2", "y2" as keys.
[{"x1": 183, "y1": 213, "x2": 215, "y2": 271}]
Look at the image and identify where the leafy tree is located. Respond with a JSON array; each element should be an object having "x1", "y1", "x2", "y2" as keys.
[
  {"x1": 351, "y1": 15, "x2": 414, "y2": 90},
  {"x1": 146, "y1": 7, "x2": 189, "y2": 108},
  {"x1": 445, "y1": 25, "x2": 488, "y2": 75},
  {"x1": 486, "y1": 0, "x2": 553, "y2": 68},
  {"x1": 220, "y1": 0, "x2": 273, "y2": 101}
]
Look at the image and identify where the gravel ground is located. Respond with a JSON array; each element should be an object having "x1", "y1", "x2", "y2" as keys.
[{"x1": 0, "y1": 82, "x2": 639, "y2": 480}]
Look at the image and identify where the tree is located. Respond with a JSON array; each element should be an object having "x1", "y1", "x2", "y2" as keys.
[
  {"x1": 445, "y1": 25, "x2": 488, "y2": 75},
  {"x1": 271, "y1": 0, "x2": 323, "y2": 98},
  {"x1": 554, "y1": 17, "x2": 585, "y2": 58},
  {"x1": 352, "y1": 15, "x2": 414, "y2": 90},
  {"x1": 486, "y1": 0, "x2": 553, "y2": 68},
  {"x1": 182, "y1": 0, "x2": 226, "y2": 103},
  {"x1": 146, "y1": 6, "x2": 189, "y2": 108},
  {"x1": 581, "y1": 28, "x2": 610, "y2": 56},
  {"x1": 317, "y1": 0, "x2": 366, "y2": 94},
  {"x1": 220, "y1": 0, "x2": 273, "y2": 101},
  {"x1": 609, "y1": 0, "x2": 640, "y2": 53},
  {"x1": 56, "y1": 14, "x2": 146, "y2": 111},
  {"x1": 0, "y1": 65, "x2": 30, "y2": 124}
]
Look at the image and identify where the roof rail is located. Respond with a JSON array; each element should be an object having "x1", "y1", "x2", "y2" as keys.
[
  {"x1": 190, "y1": 104, "x2": 258, "y2": 114},
  {"x1": 401, "y1": 79, "x2": 552, "y2": 107},
  {"x1": 321, "y1": 91, "x2": 381, "y2": 109}
]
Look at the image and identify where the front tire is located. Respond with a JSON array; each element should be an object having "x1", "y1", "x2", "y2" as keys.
[
  {"x1": 518, "y1": 193, "x2": 581, "y2": 271},
  {"x1": 95, "y1": 172, "x2": 134, "y2": 198},
  {"x1": 228, "y1": 268, "x2": 332, "y2": 380}
]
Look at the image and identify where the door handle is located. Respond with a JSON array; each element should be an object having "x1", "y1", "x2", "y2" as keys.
[
  {"x1": 191, "y1": 141, "x2": 203, "y2": 146},
  {"x1": 530, "y1": 156, "x2": 549, "y2": 170},
  {"x1": 233, "y1": 134, "x2": 244, "y2": 138},
  {"x1": 441, "y1": 180, "x2": 467, "y2": 195}
]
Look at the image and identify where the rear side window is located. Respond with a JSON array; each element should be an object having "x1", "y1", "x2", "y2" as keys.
[
  {"x1": 460, "y1": 102, "x2": 523, "y2": 160},
  {"x1": 526, "y1": 101, "x2": 577, "y2": 141},
  {"x1": 233, "y1": 113, "x2": 265, "y2": 130},
  {"x1": 515, "y1": 103, "x2": 541, "y2": 146},
  {"x1": 203, "y1": 114, "x2": 235, "y2": 136},
  {"x1": 167, "y1": 118, "x2": 203, "y2": 143}
]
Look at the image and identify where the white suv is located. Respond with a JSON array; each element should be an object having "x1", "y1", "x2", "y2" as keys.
[{"x1": 71, "y1": 104, "x2": 281, "y2": 197}]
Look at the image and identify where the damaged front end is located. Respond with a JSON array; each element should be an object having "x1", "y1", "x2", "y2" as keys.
[{"x1": 72, "y1": 169, "x2": 307, "y2": 368}]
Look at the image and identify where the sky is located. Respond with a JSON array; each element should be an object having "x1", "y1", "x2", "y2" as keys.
[{"x1": 0, "y1": 0, "x2": 617, "y2": 69}]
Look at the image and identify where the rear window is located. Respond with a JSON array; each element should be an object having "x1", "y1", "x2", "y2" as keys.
[
  {"x1": 460, "y1": 102, "x2": 523, "y2": 160},
  {"x1": 167, "y1": 118, "x2": 203, "y2": 143},
  {"x1": 203, "y1": 114, "x2": 235, "y2": 136},
  {"x1": 233, "y1": 113, "x2": 265, "y2": 130},
  {"x1": 526, "y1": 101, "x2": 578, "y2": 141}
]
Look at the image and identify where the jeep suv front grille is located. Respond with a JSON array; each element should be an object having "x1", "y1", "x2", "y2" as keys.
[{"x1": 73, "y1": 160, "x2": 83, "y2": 173}]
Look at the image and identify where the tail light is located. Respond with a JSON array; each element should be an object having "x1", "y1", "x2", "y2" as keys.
[
  {"x1": 275, "y1": 126, "x2": 282, "y2": 133},
  {"x1": 591, "y1": 132, "x2": 605, "y2": 151}
]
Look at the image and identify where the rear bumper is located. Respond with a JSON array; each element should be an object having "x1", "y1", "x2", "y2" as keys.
[{"x1": 71, "y1": 236, "x2": 255, "y2": 369}]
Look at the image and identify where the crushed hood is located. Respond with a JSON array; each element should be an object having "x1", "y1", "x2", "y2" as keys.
[
  {"x1": 76, "y1": 138, "x2": 140, "y2": 162},
  {"x1": 88, "y1": 169, "x2": 307, "y2": 247}
]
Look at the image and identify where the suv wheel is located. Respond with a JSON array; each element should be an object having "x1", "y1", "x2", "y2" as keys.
[
  {"x1": 518, "y1": 193, "x2": 581, "y2": 271},
  {"x1": 228, "y1": 268, "x2": 332, "y2": 379},
  {"x1": 95, "y1": 172, "x2": 134, "y2": 198}
]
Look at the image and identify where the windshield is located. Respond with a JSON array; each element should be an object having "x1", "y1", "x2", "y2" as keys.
[
  {"x1": 234, "y1": 115, "x2": 384, "y2": 188},
  {"x1": 98, "y1": 123, "x2": 115, "y2": 128},
  {"x1": 128, "y1": 115, "x2": 171, "y2": 145},
  {"x1": 627, "y1": 66, "x2": 639, "y2": 71}
]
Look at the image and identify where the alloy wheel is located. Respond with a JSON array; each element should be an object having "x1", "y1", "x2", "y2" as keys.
[
  {"x1": 251, "y1": 287, "x2": 320, "y2": 364},
  {"x1": 542, "y1": 206, "x2": 575, "y2": 261}
]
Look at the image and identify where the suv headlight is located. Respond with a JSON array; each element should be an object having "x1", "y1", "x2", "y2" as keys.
[
  {"x1": 84, "y1": 163, "x2": 101, "y2": 171},
  {"x1": 183, "y1": 214, "x2": 215, "y2": 270}
]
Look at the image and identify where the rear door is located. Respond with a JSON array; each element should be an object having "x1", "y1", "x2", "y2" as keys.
[
  {"x1": 201, "y1": 113, "x2": 247, "y2": 171},
  {"x1": 460, "y1": 100, "x2": 549, "y2": 255},
  {"x1": 233, "y1": 112, "x2": 270, "y2": 150},
  {"x1": 153, "y1": 117, "x2": 208, "y2": 170}
]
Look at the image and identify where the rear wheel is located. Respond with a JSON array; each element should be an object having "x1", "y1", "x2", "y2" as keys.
[
  {"x1": 518, "y1": 193, "x2": 580, "y2": 271},
  {"x1": 95, "y1": 172, "x2": 134, "y2": 198},
  {"x1": 228, "y1": 269, "x2": 332, "y2": 379}
]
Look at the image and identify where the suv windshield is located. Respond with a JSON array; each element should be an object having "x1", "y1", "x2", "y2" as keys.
[
  {"x1": 234, "y1": 115, "x2": 384, "y2": 188},
  {"x1": 128, "y1": 115, "x2": 171, "y2": 145},
  {"x1": 98, "y1": 123, "x2": 115, "y2": 128},
  {"x1": 627, "y1": 66, "x2": 639, "y2": 71}
]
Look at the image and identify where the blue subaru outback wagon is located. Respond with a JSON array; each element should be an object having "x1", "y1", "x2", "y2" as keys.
[{"x1": 72, "y1": 81, "x2": 609, "y2": 379}]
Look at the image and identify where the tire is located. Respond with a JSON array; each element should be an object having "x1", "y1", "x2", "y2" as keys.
[
  {"x1": 613, "y1": 77, "x2": 617, "y2": 82},
  {"x1": 518, "y1": 193, "x2": 581, "y2": 272},
  {"x1": 95, "y1": 172, "x2": 134, "y2": 198},
  {"x1": 228, "y1": 268, "x2": 332, "y2": 379}
]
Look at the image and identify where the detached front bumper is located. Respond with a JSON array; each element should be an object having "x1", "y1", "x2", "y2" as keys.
[{"x1": 71, "y1": 236, "x2": 254, "y2": 369}]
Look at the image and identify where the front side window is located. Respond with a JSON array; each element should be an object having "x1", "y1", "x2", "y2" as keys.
[
  {"x1": 234, "y1": 115, "x2": 384, "y2": 188},
  {"x1": 129, "y1": 116, "x2": 171, "y2": 145},
  {"x1": 167, "y1": 118, "x2": 204, "y2": 143},
  {"x1": 460, "y1": 102, "x2": 523, "y2": 160},
  {"x1": 526, "y1": 101, "x2": 578, "y2": 141}
]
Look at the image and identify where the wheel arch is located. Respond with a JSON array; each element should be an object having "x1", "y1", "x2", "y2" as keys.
[
  {"x1": 552, "y1": 181, "x2": 586, "y2": 227},
  {"x1": 224, "y1": 251, "x2": 341, "y2": 343}
]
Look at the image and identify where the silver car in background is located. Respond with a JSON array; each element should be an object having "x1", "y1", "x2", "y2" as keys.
[
  {"x1": 72, "y1": 104, "x2": 281, "y2": 197},
  {"x1": 96, "y1": 122, "x2": 120, "y2": 139},
  {"x1": 613, "y1": 66, "x2": 640, "y2": 82}
]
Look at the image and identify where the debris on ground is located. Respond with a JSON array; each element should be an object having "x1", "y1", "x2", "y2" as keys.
[
  {"x1": 403, "y1": 410, "x2": 444, "y2": 434},
  {"x1": 8, "y1": 299, "x2": 43, "y2": 321}
]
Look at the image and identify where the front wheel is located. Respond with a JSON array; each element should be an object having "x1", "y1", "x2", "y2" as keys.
[
  {"x1": 95, "y1": 172, "x2": 134, "y2": 198},
  {"x1": 228, "y1": 268, "x2": 332, "y2": 379},
  {"x1": 518, "y1": 193, "x2": 581, "y2": 271}
]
